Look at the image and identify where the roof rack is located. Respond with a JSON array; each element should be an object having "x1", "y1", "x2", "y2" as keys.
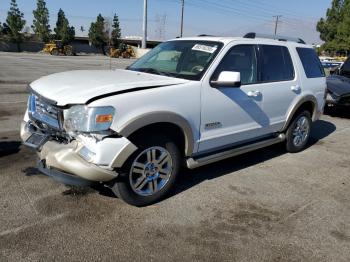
[
  {"x1": 243, "y1": 32, "x2": 306, "y2": 44},
  {"x1": 197, "y1": 34, "x2": 215, "y2": 37}
]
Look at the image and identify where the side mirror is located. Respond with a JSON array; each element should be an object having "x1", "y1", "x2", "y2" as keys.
[{"x1": 210, "y1": 71, "x2": 241, "y2": 88}]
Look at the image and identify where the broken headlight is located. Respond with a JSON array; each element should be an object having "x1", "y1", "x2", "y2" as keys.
[{"x1": 63, "y1": 105, "x2": 115, "y2": 133}]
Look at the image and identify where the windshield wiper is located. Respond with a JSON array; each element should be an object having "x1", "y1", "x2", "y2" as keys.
[{"x1": 134, "y1": 68, "x2": 176, "y2": 77}]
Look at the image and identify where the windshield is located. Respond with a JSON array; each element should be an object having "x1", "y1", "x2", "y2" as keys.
[{"x1": 127, "y1": 40, "x2": 223, "y2": 81}]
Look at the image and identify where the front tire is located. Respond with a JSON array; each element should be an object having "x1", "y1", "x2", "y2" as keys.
[
  {"x1": 111, "y1": 135, "x2": 181, "y2": 207},
  {"x1": 286, "y1": 111, "x2": 312, "y2": 153}
]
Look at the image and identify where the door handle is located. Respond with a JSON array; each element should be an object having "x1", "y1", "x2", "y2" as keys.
[
  {"x1": 247, "y1": 90, "x2": 261, "y2": 97},
  {"x1": 291, "y1": 85, "x2": 301, "y2": 92}
]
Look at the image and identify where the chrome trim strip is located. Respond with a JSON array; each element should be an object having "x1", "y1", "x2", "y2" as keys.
[{"x1": 28, "y1": 93, "x2": 62, "y2": 130}]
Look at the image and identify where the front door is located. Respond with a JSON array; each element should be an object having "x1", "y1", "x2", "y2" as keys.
[{"x1": 199, "y1": 44, "x2": 270, "y2": 153}]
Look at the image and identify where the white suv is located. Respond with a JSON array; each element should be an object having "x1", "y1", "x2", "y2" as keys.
[{"x1": 21, "y1": 34, "x2": 326, "y2": 206}]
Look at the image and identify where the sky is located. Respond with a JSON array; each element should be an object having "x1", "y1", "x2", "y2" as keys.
[{"x1": 0, "y1": 0, "x2": 332, "y2": 44}]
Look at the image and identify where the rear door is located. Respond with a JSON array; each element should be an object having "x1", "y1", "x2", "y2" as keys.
[
  {"x1": 295, "y1": 47, "x2": 326, "y2": 112},
  {"x1": 257, "y1": 44, "x2": 301, "y2": 133}
]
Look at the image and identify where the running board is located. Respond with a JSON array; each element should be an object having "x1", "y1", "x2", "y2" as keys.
[{"x1": 186, "y1": 134, "x2": 286, "y2": 169}]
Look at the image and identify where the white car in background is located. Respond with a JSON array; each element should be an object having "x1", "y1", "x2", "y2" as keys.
[{"x1": 21, "y1": 33, "x2": 326, "y2": 206}]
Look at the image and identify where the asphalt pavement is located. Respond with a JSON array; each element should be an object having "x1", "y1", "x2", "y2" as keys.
[{"x1": 0, "y1": 52, "x2": 350, "y2": 262}]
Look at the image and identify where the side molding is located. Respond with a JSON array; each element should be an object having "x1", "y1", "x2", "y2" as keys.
[
  {"x1": 281, "y1": 95, "x2": 318, "y2": 131},
  {"x1": 187, "y1": 134, "x2": 286, "y2": 169},
  {"x1": 117, "y1": 111, "x2": 195, "y2": 156}
]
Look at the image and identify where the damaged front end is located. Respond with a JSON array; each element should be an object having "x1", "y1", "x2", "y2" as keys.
[{"x1": 21, "y1": 90, "x2": 137, "y2": 186}]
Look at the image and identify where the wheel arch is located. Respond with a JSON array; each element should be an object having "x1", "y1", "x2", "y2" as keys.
[
  {"x1": 117, "y1": 111, "x2": 195, "y2": 157},
  {"x1": 282, "y1": 95, "x2": 318, "y2": 132}
]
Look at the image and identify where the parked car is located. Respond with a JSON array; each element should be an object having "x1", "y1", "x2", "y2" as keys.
[
  {"x1": 321, "y1": 61, "x2": 343, "y2": 69},
  {"x1": 326, "y1": 56, "x2": 350, "y2": 107},
  {"x1": 21, "y1": 33, "x2": 326, "y2": 206}
]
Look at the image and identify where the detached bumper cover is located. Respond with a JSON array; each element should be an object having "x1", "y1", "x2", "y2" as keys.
[
  {"x1": 39, "y1": 140, "x2": 118, "y2": 182},
  {"x1": 37, "y1": 160, "x2": 97, "y2": 187},
  {"x1": 21, "y1": 120, "x2": 137, "y2": 183}
]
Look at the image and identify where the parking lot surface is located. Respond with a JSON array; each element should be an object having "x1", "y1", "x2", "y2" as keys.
[{"x1": 0, "y1": 52, "x2": 350, "y2": 262}]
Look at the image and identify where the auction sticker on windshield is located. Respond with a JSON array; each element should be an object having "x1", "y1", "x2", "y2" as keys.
[{"x1": 192, "y1": 44, "x2": 218, "y2": 53}]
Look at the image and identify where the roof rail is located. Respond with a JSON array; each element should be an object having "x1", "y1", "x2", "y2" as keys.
[
  {"x1": 197, "y1": 34, "x2": 215, "y2": 37},
  {"x1": 243, "y1": 32, "x2": 306, "y2": 44}
]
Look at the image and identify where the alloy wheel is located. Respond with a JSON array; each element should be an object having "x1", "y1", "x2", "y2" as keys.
[
  {"x1": 129, "y1": 146, "x2": 173, "y2": 196},
  {"x1": 292, "y1": 116, "x2": 310, "y2": 147}
]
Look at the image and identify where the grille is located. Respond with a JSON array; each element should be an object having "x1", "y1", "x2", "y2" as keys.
[{"x1": 28, "y1": 94, "x2": 61, "y2": 129}]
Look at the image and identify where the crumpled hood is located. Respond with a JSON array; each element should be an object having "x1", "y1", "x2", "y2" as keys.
[
  {"x1": 30, "y1": 69, "x2": 189, "y2": 106},
  {"x1": 327, "y1": 75, "x2": 350, "y2": 97}
]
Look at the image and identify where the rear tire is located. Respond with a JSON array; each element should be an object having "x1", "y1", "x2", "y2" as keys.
[
  {"x1": 286, "y1": 111, "x2": 312, "y2": 153},
  {"x1": 111, "y1": 135, "x2": 181, "y2": 207}
]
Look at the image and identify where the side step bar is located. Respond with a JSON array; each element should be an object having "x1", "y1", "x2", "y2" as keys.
[{"x1": 186, "y1": 134, "x2": 286, "y2": 169}]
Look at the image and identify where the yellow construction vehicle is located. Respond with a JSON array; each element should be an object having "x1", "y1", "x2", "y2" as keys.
[
  {"x1": 42, "y1": 40, "x2": 74, "y2": 56},
  {"x1": 335, "y1": 56, "x2": 348, "y2": 62},
  {"x1": 109, "y1": 44, "x2": 135, "y2": 59}
]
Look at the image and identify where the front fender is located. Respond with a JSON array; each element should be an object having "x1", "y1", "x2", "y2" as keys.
[{"x1": 117, "y1": 111, "x2": 195, "y2": 156}]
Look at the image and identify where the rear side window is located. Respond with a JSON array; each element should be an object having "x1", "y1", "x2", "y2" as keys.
[
  {"x1": 296, "y1": 47, "x2": 325, "y2": 78},
  {"x1": 259, "y1": 45, "x2": 295, "y2": 82}
]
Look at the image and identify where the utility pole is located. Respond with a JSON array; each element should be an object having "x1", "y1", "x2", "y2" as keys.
[
  {"x1": 273, "y1": 15, "x2": 282, "y2": 36},
  {"x1": 142, "y1": 0, "x2": 148, "y2": 49},
  {"x1": 180, "y1": 0, "x2": 184, "y2": 37}
]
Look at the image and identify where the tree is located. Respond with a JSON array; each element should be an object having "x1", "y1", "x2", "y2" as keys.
[
  {"x1": 5, "y1": 0, "x2": 26, "y2": 51},
  {"x1": 1, "y1": 23, "x2": 10, "y2": 36},
  {"x1": 336, "y1": 0, "x2": 350, "y2": 51},
  {"x1": 88, "y1": 14, "x2": 108, "y2": 54},
  {"x1": 316, "y1": 0, "x2": 350, "y2": 53},
  {"x1": 32, "y1": 0, "x2": 51, "y2": 43},
  {"x1": 54, "y1": 9, "x2": 75, "y2": 45},
  {"x1": 317, "y1": 0, "x2": 343, "y2": 42},
  {"x1": 111, "y1": 13, "x2": 121, "y2": 48}
]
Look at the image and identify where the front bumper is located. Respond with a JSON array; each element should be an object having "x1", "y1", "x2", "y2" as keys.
[
  {"x1": 326, "y1": 98, "x2": 350, "y2": 106},
  {"x1": 21, "y1": 120, "x2": 137, "y2": 183},
  {"x1": 326, "y1": 93, "x2": 350, "y2": 106},
  {"x1": 37, "y1": 160, "x2": 98, "y2": 187}
]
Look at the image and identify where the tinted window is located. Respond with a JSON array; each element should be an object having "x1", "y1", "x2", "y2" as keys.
[
  {"x1": 296, "y1": 47, "x2": 325, "y2": 78},
  {"x1": 213, "y1": 45, "x2": 258, "y2": 85},
  {"x1": 259, "y1": 45, "x2": 294, "y2": 82}
]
